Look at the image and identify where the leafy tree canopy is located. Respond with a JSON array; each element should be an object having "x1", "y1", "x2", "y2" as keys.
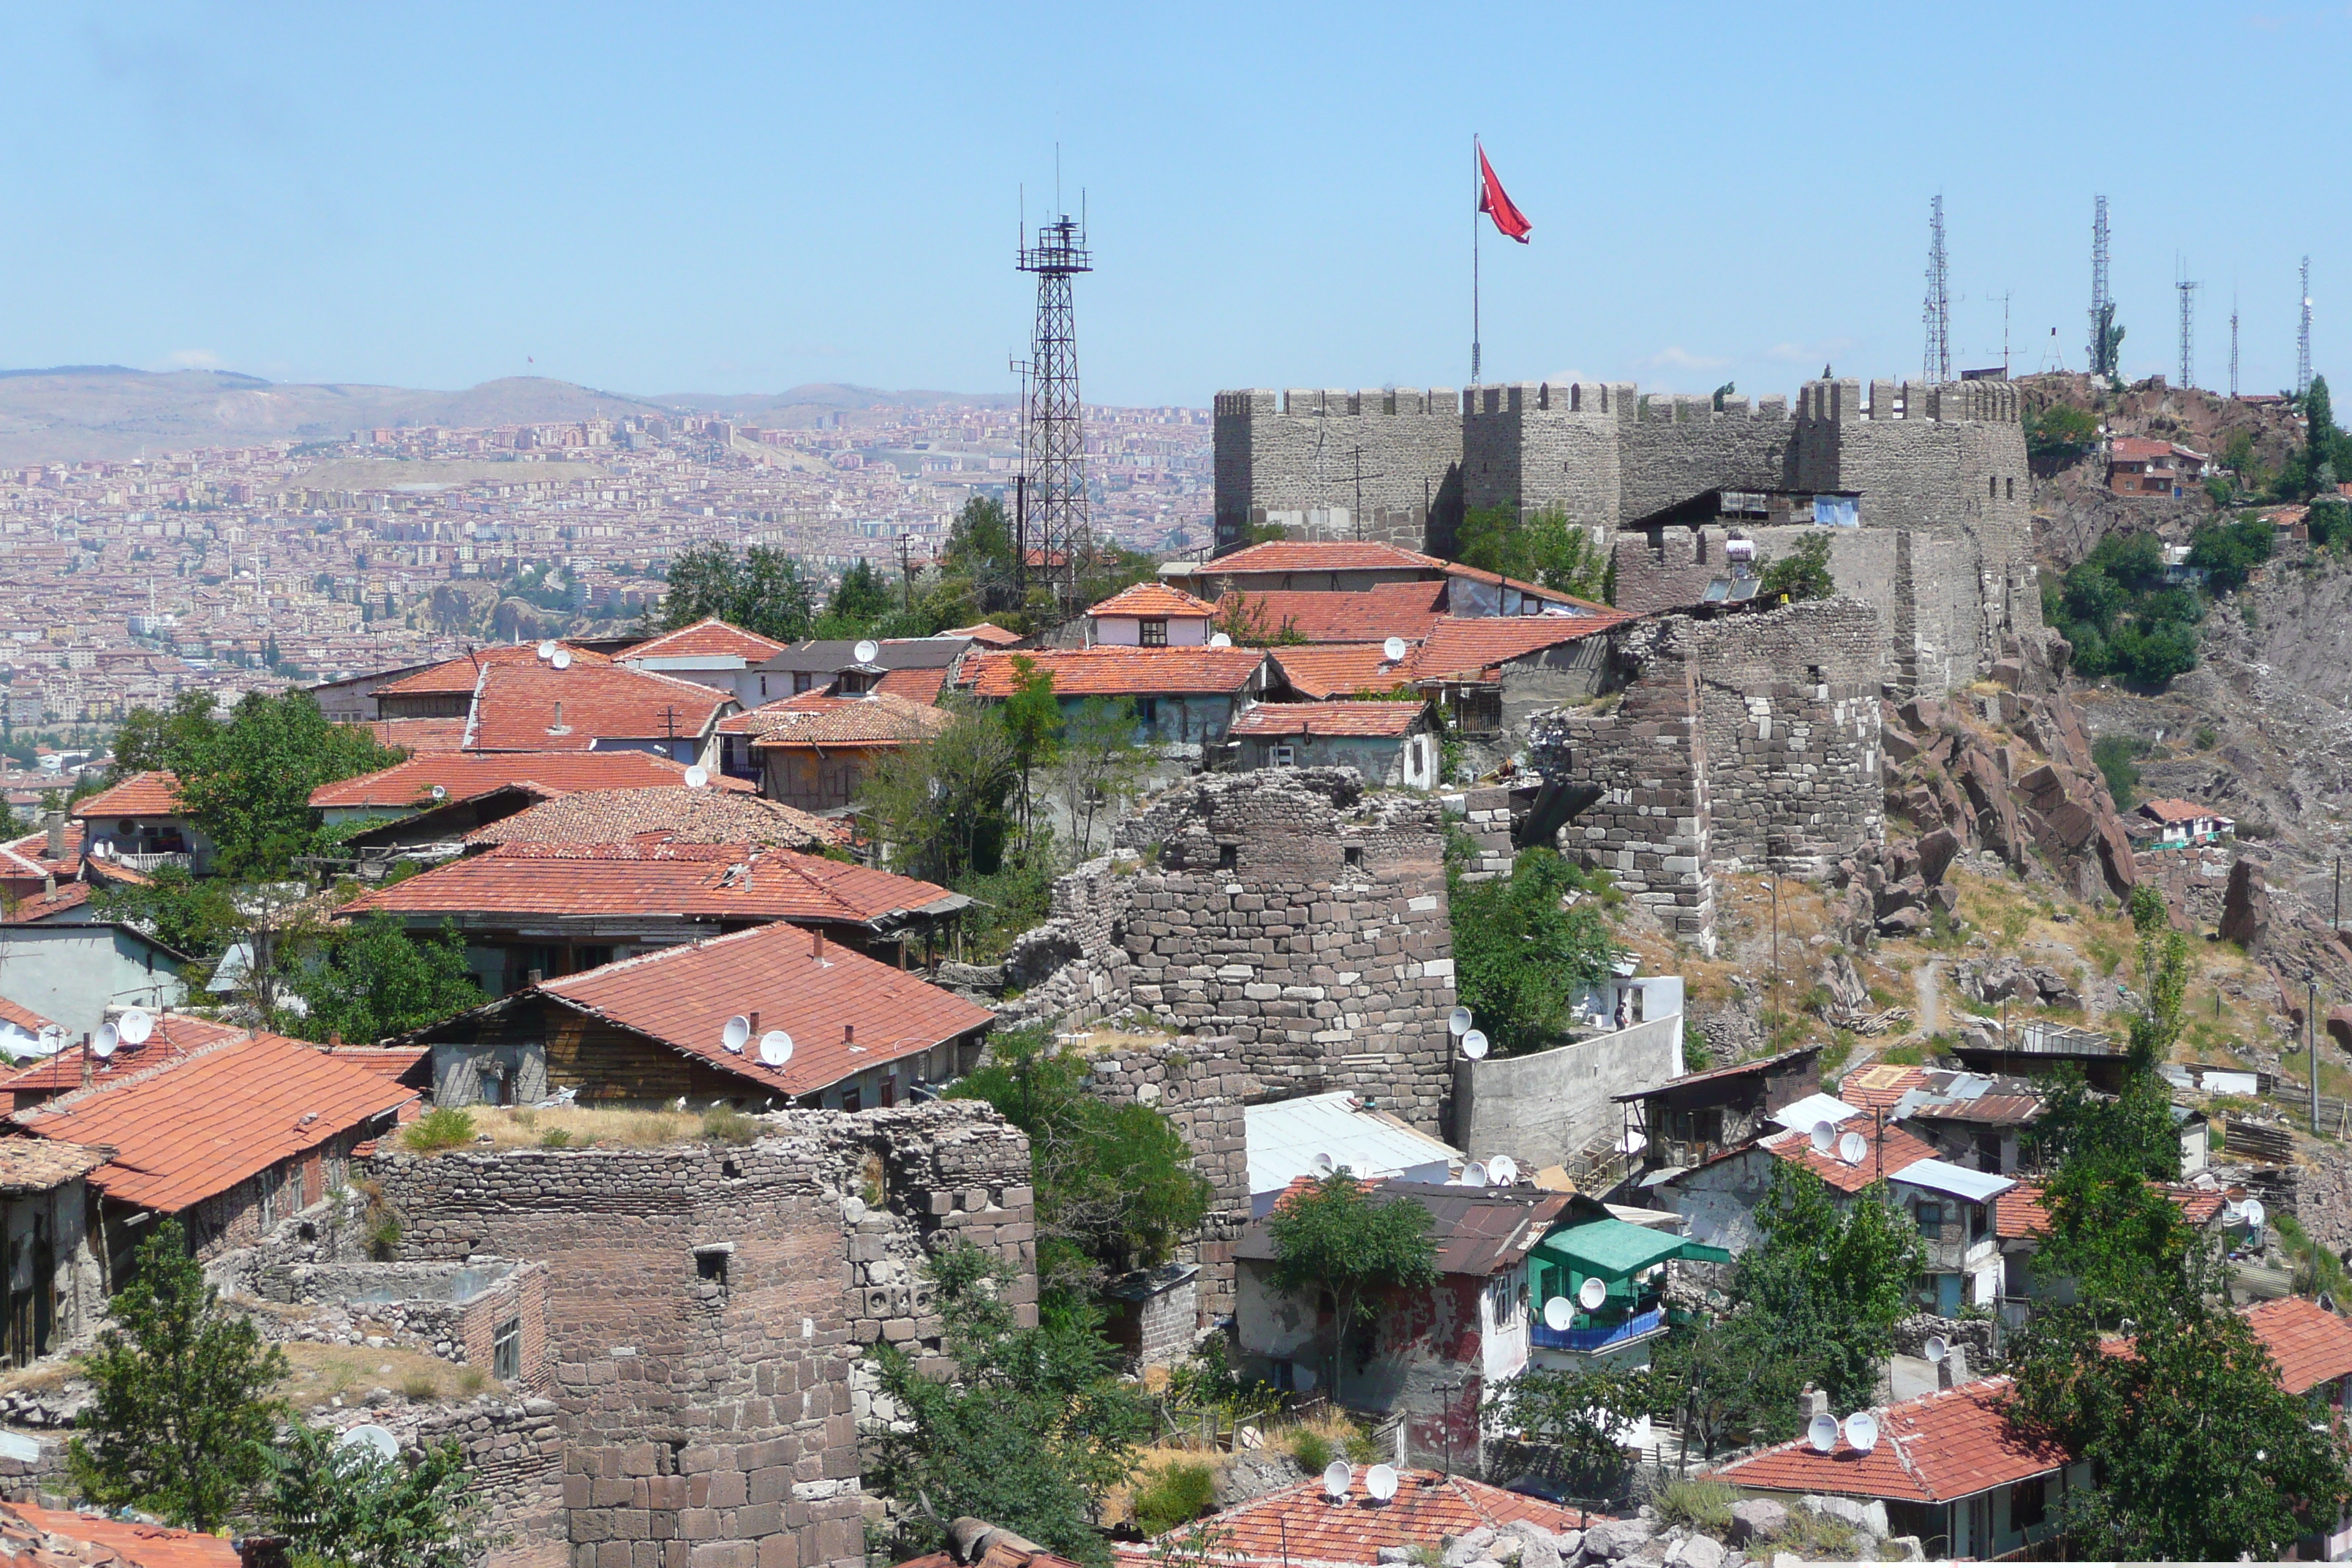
[
  {"x1": 1453, "y1": 504, "x2": 1610, "y2": 601},
  {"x1": 1757, "y1": 532, "x2": 1836, "y2": 603},
  {"x1": 1447, "y1": 844, "x2": 1620, "y2": 1055},
  {"x1": 69, "y1": 1221, "x2": 290, "y2": 1530},
  {"x1": 864, "y1": 1244, "x2": 1153, "y2": 1568},
  {"x1": 266, "y1": 1423, "x2": 494, "y2": 1568},
  {"x1": 1266, "y1": 1173, "x2": 1439, "y2": 1398},
  {"x1": 950, "y1": 1025, "x2": 1213, "y2": 1310},
  {"x1": 655, "y1": 542, "x2": 818, "y2": 642},
  {"x1": 2042, "y1": 530, "x2": 2202, "y2": 687},
  {"x1": 1484, "y1": 1365, "x2": 1648, "y2": 1495},
  {"x1": 2024, "y1": 402, "x2": 2100, "y2": 464},
  {"x1": 288, "y1": 915, "x2": 482, "y2": 1045},
  {"x1": 856, "y1": 698, "x2": 1018, "y2": 886},
  {"x1": 2185, "y1": 516, "x2": 2274, "y2": 592}
]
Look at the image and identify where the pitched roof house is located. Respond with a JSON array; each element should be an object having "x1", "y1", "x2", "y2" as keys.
[
  {"x1": 309, "y1": 750, "x2": 753, "y2": 825},
  {"x1": 619, "y1": 618, "x2": 794, "y2": 707},
  {"x1": 1085, "y1": 582, "x2": 1217, "y2": 647},
  {"x1": 955, "y1": 647, "x2": 1273, "y2": 750},
  {"x1": 402, "y1": 920, "x2": 995, "y2": 1112},
  {"x1": 1229, "y1": 700, "x2": 1439, "y2": 788},
  {"x1": 67, "y1": 773, "x2": 211, "y2": 874},
  {"x1": 1117, "y1": 1470, "x2": 1591, "y2": 1568},
  {"x1": 715, "y1": 692, "x2": 955, "y2": 810}
]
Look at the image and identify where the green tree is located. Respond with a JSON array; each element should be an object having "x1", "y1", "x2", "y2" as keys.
[
  {"x1": 171, "y1": 690, "x2": 401, "y2": 876},
  {"x1": 1446, "y1": 845, "x2": 1620, "y2": 1055},
  {"x1": 950, "y1": 1026, "x2": 1213, "y2": 1308},
  {"x1": 1266, "y1": 1173, "x2": 1439, "y2": 1398},
  {"x1": 1757, "y1": 532, "x2": 1835, "y2": 602},
  {"x1": 2185, "y1": 516, "x2": 2274, "y2": 592},
  {"x1": 1725, "y1": 1164, "x2": 1923, "y2": 1413},
  {"x1": 1483, "y1": 1365, "x2": 1648, "y2": 1494},
  {"x1": 266, "y1": 1423, "x2": 494, "y2": 1568},
  {"x1": 817, "y1": 558, "x2": 897, "y2": 636},
  {"x1": 110, "y1": 691, "x2": 221, "y2": 780},
  {"x1": 91, "y1": 864, "x2": 239, "y2": 961},
  {"x1": 2023, "y1": 402, "x2": 2100, "y2": 464},
  {"x1": 655, "y1": 543, "x2": 818, "y2": 642},
  {"x1": 943, "y1": 494, "x2": 1021, "y2": 615},
  {"x1": 855, "y1": 699, "x2": 1019, "y2": 883},
  {"x1": 1052, "y1": 696, "x2": 1147, "y2": 856},
  {"x1": 998, "y1": 656, "x2": 1061, "y2": 838},
  {"x1": 69, "y1": 1221, "x2": 290, "y2": 1529},
  {"x1": 1452, "y1": 504, "x2": 1609, "y2": 600},
  {"x1": 2089, "y1": 733, "x2": 2146, "y2": 807},
  {"x1": 291, "y1": 916, "x2": 482, "y2": 1044},
  {"x1": 864, "y1": 1244, "x2": 1153, "y2": 1568}
]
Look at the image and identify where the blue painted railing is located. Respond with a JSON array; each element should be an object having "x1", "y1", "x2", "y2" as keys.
[{"x1": 1530, "y1": 1305, "x2": 1666, "y2": 1353}]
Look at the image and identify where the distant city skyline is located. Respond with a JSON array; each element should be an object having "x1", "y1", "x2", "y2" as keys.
[{"x1": 3, "y1": 4, "x2": 2344, "y2": 407}]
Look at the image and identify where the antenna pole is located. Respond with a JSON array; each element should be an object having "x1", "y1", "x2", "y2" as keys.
[
  {"x1": 2299, "y1": 256, "x2": 2315, "y2": 400},
  {"x1": 1471, "y1": 136, "x2": 1482, "y2": 387},
  {"x1": 2089, "y1": 195, "x2": 2114, "y2": 380},
  {"x1": 2231, "y1": 291, "x2": 2241, "y2": 399},
  {"x1": 1016, "y1": 197, "x2": 1094, "y2": 611},
  {"x1": 2176, "y1": 271, "x2": 2198, "y2": 391},
  {"x1": 1923, "y1": 194, "x2": 1950, "y2": 385}
]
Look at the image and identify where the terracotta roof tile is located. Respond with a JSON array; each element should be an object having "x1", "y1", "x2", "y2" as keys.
[
  {"x1": 12, "y1": 1030, "x2": 415, "y2": 1213},
  {"x1": 342, "y1": 842, "x2": 950, "y2": 927},
  {"x1": 1230, "y1": 701, "x2": 1424, "y2": 739},
  {"x1": 1707, "y1": 1376, "x2": 2065, "y2": 1503},
  {"x1": 720, "y1": 692, "x2": 954, "y2": 746},
  {"x1": 1839, "y1": 1063, "x2": 1929, "y2": 1112},
  {"x1": 1207, "y1": 541, "x2": 1443, "y2": 574},
  {"x1": 1760, "y1": 1120, "x2": 1939, "y2": 1194},
  {"x1": 1130, "y1": 1469, "x2": 1588, "y2": 1568},
  {"x1": 1216, "y1": 584, "x2": 1448, "y2": 644},
  {"x1": 464, "y1": 660, "x2": 733, "y2": 751},
  {"x1": 0, "y1": 1014, "x2": 245, "y2": 1101},
  {"x1": 1088, "y1": 582, "x2": 1217, "y2": 619},
  {"x1": 0, "y1": 881, "x2": 93, "y2": 923},
  {"x1": 459, "y1": 786, "x2": 842, "y2": 850},
  {"x1": 4, "y1": 821, "x2": 83, "y2": 880},
  {"x1": 513, "y1": 922, "x2": 995, "y2": 1097},
  {"x1": 1437, "y1": 561, "x2": 1614, "y2": 613},
  {"x1": 872, "y1": 666, "x2": 949, "y2": 705},
  {"x1": 2000, "y1": 1180, "x2": 2233, "y2": 1242},
  {"x1": 0, "y1": 996, "x2": 55, "y2": 1035},
  {"x1": 376, "y1": 643, "x2": 615, "y2": 698},
  {"x1": 959, "y1": 647, "x2": 1268, "y2": 698},
  {"x1": 0, "y1": 1138, "x2": 112, "y2": 1194},
  {"x1": 311, "y1": 750, "x2": 752, "y2": 810},
  {"x1": 3, "y1": 1501, "x2": 242, "y2": 1568},
  {"x1": 317, "y1": 1045, "x2": 432, "y2": 1082},
  {"x1": 344, "y1": 717, "x2": 472, "y2": 753},
  {"x1": 68, "y1": 772, "x2": 186, "y2": 819},
  {"x1": 2136, "y1": 796, "x2": 2225, "y2": 824},
  {"x1": 1270, "y1": 644, "x2": 1413, "y2": 700},
  {"x1": 1402, "y1": 613, "x2": 1634, "y2": 683},
  {"x1": 622, "y1": 619, "x2": 791, "y2": 662},
  {"x1": 940, "y1": 622, "x2": 1025, "y2": 647},
  {"x1": 2245, "y1": 1295, "x2": 2352, "y2": 1395}
]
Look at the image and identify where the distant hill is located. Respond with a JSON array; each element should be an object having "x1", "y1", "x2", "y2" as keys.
[{"x1": 0, "y1": 367, "x2": 1018, "y2": 463}]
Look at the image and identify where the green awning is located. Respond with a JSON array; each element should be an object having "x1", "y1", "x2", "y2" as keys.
[{"x1": 1531, "y1": 1217, "x2": 1731, "y2": 1281}]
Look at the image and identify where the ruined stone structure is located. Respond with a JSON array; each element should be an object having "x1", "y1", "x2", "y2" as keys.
[
  {"x1": 1531, "y1": 599, "x2": 1886, "y2": 949},
  {"x1": 1215, "y1": 377, "x2": 2036, "y2": 697},
  {"x1": 363, "y1": 1102, "x2": 1035, "y2": 1568}
]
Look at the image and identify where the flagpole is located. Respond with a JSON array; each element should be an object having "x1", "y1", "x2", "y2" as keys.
[{"x1": 1471, "y1": 134, "x2": 1482, "y2": 387}]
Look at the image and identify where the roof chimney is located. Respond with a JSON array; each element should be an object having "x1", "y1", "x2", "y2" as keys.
[
  {"x1": 810, "y1": 927, "x2": 825, "y2": 962},
  {"x1": 843, "y1": 1022, "x2": 855, "y2": 1047},
  {"x1": 1938, "y1": 1343, "x2": 1970, "y2": 1390},
  {"x1": 80, "y1": 1034, "x2": 92, "y2": 1088},
  {"x1": 44, "y1": 810, "x2": 64, "y2": 862},
  {"x1": 1798, "y1": 1386, "x2": 1830, "y2": 1423}
]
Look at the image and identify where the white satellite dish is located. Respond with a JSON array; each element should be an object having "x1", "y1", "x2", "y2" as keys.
[
  {"x1": 1807, "y1": 1414, "x2": 1839, "y2": 1454},
  {"x1": 758, "y1": 1030, "x2": 794, "y2": 1068},
  {"x1": 1309, "y1": 1153, "x2": 1336, "y2": 1179},
  {"x1": 1460, "y1": 1029, "x2": 1490, "y2": 1060},
  {"x1": 720, "y1": 1015, "x2": 752, "y2": 1054},
  {"x1": 429, "y1": 783, "x2": 448, "y2": 801},
  {"x1": 1462, "y1": 1161, "x2": 1490, "y2": 1188},
  {"x1": 1844, "y1": 1411, "x2": 1880, "y2": 1452},
  {"x1": 1321, "y1": 1460, "x2": 1352, "y2": 1501},
  {"x1": 535, "y1": 639, "x2": 557, "y2": 661},
  {"x1": 1488, "y1": 1155, "x2": 1520, "y2": 1186},
  {"x1": 118, "y1": 1009, "x2": 153, "y2": 1046},
  {"x1": 1543, "y1": 1296, "x2": 1575, "y2": 1331},
  {"x1": 339, "y1": 1424, "x2": 400, "y2": 1463},
  {"x1": 853, "y1": 639, "x2": 881, "y2": 665},
  {"x1": 1578, "y1": 1275, "x2": 1608, "y2": 1311},
  {"x1": 683, "y1": 766, "x2": 709, "y2": 789},
  {"x1": 1809, "y1": 1120, "x2": 1836, "y2": 1156},
  {"x1": 1837, "y1": 1130, "x2": 1869, "y2": 1166},
  {"x1": 1447, "y1": 1006, "x2": 1474, "y2": 1037},
  {"x1": 551, "y1": 647, "x2": 573, "y2": 669},
  {"x1": 1382, "y1": 636, "x2": 1408, "y2": 663},
  {"x1": 1207, "y1": 632, "x2": 1233, "y2": 648},
  {"x1": 2242, "y1": 1199, "x2": 2266, "y2": 1231},
  {"x1": 90, "y1": 1024, "x2": 118, "y2": 1060},
  {"x1": 1365, "y1": 1464, "x2": 1399, "y2": 1503},
  {"x1": 1923, "y1": 1336, "x2": 1949, "y2": 1364}
]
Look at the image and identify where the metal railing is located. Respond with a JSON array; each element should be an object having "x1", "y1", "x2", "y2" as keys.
[{"x1": 110, "y1": 851, "x2": 192, "y2": 872}]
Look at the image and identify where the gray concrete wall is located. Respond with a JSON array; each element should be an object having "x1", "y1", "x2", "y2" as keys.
[
  {"x1": 1452, "y1": 1011, "x2": 1681, "y2": 1172},
  {"x1": 0, "y1": 925, "x2": 187, "y2": 1034}
]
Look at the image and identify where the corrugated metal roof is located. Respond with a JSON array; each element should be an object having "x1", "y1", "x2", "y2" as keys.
[{"x1": 1244, "y1": 1091, "x2": 1458, "y2": 1205}]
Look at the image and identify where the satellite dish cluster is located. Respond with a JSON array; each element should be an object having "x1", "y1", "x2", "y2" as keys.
[
  {"x1": 719, "y1": 1014, "x2": 796, "y2": 1071},
  {"x1": 1316, "y1": 1461, "x2": 1400, "y2": 1504},
  {"x1": 1806, "y1": 1409, "x2": 1881, "y2": 1455}
]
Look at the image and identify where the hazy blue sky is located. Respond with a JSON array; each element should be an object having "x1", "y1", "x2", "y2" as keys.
[{"x1": 4, "y1": 4, "x2": 2345, "y2": 407}]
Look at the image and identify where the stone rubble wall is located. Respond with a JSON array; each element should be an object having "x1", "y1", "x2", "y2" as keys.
[{"x1": 361, "y1": 1102, "x2": 1035, "y2": 1568}]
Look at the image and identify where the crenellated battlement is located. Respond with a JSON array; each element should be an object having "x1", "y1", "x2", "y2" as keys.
[
  {"x1": 1213, "y1": 388, "x2": 1462, "y2": 418},
  {"x1": 1794, "y1": 377, "x2": 2022, "y2": 424}
]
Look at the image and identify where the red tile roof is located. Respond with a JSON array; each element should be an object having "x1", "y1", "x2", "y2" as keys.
[
  {"x1": 0, "y1": 1013, "x2": 245, "y2": 1103},
  {"x1": 344, "y1": 717, "x2": 472, "y2": 753},
  {"x1": 941, "y1": 622, "x2": 1025, "y2": 647},
  {"x1": 1088, "y1": 582, "x2": 1217, "y2": 619},
  {"x1": 1207, "y1": 541, "x2": 1443, "y2": 574},
  {"x1": 0, "y1": 1140, "x2": 113, "y2": 1196},
  {"x1": 68, "y1": 772, "x2": 186, "y2": 820},
  {"x1": 0, "y1": 996, "x2": 55, "y2": 1035},
  {"x1": 0, "y1": 881, "x2": 93, "y2": 923},
  {"x1": 318, "y1": 1045, "x2": 431, "y2": 1082},
  {"x1": 1128, "y1": 1469, "x2": 1581, "y2": 1568},
  {"x1": 1403, "y1": 613, "x2": 1632, "y2": 683},
  {"x1": 10, "y1": 1030, "x2": 415, "y2": 1213},
  {"x1": 1707, "y1": 1376, "x2": 2065, "y2": 1503},
  {"x1": 2244, "y1": 1296, "x2": 2352, "y2": 1395},
  {"x1": 1230, "y1": 701, "x2": 1424, "y2": 739},
  {"x1": 1217, "y1": 583, "x2": 1448, "y2": 644},
  {"x1": 342, "y1": 842, "x2": 951, "y2": 927},
  {"x1": 2, "y1": 1501, "x2": 242, "y2": 1568},
  {"x1": 459, "y1": 785, "x2": 841, "y2": 851},
  {"x1": 1438, "y1": 561, "x2": 1613, "y2": 614},
  {"x1": 375, "y1": 643, "x2": 616, "y2": 698},
  {"x1": 464, "y1": 660, "x2": 734, "y2": 751},
  {"x1": 521, "y1": 922, "x2": 995, "y2": 1096},
  {"x1": 1997, "y1": 1179, "x2": 2228, "y2": 1241},
  {"x1": 1270, "y1": 644, "x2": 1414, "y2": 700},
  {"x1": 310, "y1": 750, "x2": 752, "y2": 809},
  {"x1": 719, "y1": 691, "x2": 954, "y2": 747},
  {"x1": 1760, "y1": 1120, "x2": 1939, "y2": 1194},
  {"x1": 3, "y1": 821, "x2": 83, "y2": 879},
  {"x1": 872, "y1": 666, "x2": 950, "y2": 705},
  {"x1": 959, "y1": 647, "x2": 1268, "y2": 698},
  {"x1": 622, "y1": 618, "x2": 791, "y2": 662},
  {"x1": 1839, "y1": 1063, "x2": 1929, "y2": 1112},
  {"x1": 2136, "y1": 796, "x2": 2225, "y2": 824}
]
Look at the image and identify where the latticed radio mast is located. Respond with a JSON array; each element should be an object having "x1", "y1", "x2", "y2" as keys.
[{"x1": 1017, "y1": 212, "x2": 1094, "y2": 607}]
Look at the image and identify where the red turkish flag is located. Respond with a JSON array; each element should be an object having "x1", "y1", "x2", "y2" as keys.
[{"x1": 1477, "y1": 146, "x2": 1531, "y2": 242}]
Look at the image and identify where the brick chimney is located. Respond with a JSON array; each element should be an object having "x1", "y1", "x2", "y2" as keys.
[
  {"x1": 44, "y1": 810, "x2": 64, "y2": 862},
  {"x1": 1798, "y1": 1386, "x2": 1830, "y2": 1422}
]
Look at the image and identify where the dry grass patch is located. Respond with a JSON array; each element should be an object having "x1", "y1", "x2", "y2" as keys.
[
  {"x1": 461, "y1": 1105, "x2": 766, "y2": 1150},
  {"x1": 276, "y1": 1340, "x2": 493, "y2": 1411}
]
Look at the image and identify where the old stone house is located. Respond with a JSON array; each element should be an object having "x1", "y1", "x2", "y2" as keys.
[
  {"x1": 1229, "y1": 701, "x2": 1439, "y2": 788},
  {"x1": 715, "y1": 692, "x2": 954, "y2": 811}
]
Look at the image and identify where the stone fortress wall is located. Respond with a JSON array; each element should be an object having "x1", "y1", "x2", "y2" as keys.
[{"x1": 1214, "y1": 375, "x2": 2038, "y2": 697}]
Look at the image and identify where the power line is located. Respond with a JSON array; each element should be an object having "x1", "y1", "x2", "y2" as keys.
[{"x1": 1923, "y1": 195, "x2": 1950, "y2": 385}]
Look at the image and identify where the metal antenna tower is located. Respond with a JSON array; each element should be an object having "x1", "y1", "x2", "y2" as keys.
[
  {"x1": 2230, "y1": 291, "x2": 2239, "y2": 399},
  {"x1": 1016, "y1": 206, "x2": 1094, "y2": 606},
  {"x1": 2089, "y1": 195, "x2": 2115, "y2": 379},
  {"x1": 1923, "y1": 195, "x2": 1950, "y2": 385},
  {"x1": 2176, "y1": 271, "x2": 2198, "y2": 391},
  {"x1": 2299, "y1": 255, "x2": 2315, "y2": 399}
]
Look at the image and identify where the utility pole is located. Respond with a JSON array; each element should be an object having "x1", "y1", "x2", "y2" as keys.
[
  {"x1": 2310, "y1": 969, "x2": 2323, "y2": 1136},
  {"x1": 1346, "y1": 446, "x2": 1384, "y2": 543},
  {"x1": 2231, "y1": 292, "x2": 2241, "y2": 400},
  {"x1": 897, "y1": 531, "x2": 916, "y2": 613},
  {"x1": 1923, "y1": 195, "x2": 1951, "y2": 386},
  {"x1": 2300, "y1": 257, "x2": 2315, "y2": 401}
]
